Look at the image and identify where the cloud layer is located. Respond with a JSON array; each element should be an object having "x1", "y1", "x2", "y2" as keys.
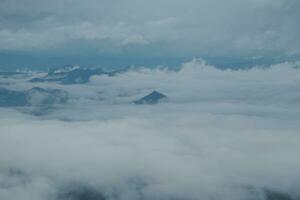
[
  {"x1": 0, "y1": 60, "x2": 300, "y2": 199},
  {"x1": 1, "y1": 0, "x2": 300, "y2": 59}
]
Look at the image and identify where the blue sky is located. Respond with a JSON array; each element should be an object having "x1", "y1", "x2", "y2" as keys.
[{"x1": 0, "y1": 0, "x2": 300, "y2": 70}]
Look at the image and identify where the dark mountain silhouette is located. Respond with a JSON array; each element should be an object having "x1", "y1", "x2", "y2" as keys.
[
  {"x1": 30, "y1": 65, "x2": 123, "y2": 84},
  {"x1": 0, "y1": 87, "x2": 68, "y2": 107},
  {"x1": 134, "y1": 91, "x2": 167, "y2": 105}
]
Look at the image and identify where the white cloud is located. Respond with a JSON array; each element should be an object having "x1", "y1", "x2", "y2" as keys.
[
  {"x1": 121, "y1": 34, "x2": 149, "y2": 46},
  {"x1": 0, "y1": 60, "x2": 300, "y2": 199},
  {"x1": 0, "y1": 108, "x2": 300, "y2": 199}
]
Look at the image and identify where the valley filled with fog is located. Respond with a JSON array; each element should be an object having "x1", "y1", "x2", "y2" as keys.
[{"x1": 0, "y1": 60, "x2": 300, "y2": 200}]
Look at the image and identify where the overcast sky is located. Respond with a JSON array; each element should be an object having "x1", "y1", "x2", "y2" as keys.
[{"x1": 0, "y1": 0, "x2": 300, "y2": 69}]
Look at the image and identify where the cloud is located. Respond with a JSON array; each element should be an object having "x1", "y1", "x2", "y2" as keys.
[
  {"x1": 0, "y1": 60, "x2": 300, "y2": 199},
  {"x1": 0, "y1": 108, "x2": 300, "y2": 199},
  {"x1": 121, "y1": 34, "x2": 149, "y2": 46},
  {"x1": 0, "y1": 0, "x2": 300, "y2": 58}
]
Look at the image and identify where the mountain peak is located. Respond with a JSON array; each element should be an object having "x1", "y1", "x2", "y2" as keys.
[{"x1": 134, "y1": 91, "x2": 167, "y2": 105}]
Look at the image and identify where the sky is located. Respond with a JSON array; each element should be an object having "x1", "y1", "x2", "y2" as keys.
[{"x1": 0, "y1": 0, "x2": 300, "y2": 70}]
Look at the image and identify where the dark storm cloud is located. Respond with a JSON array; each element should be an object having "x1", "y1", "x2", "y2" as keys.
[{"x1": 0, "y1": 0, "x2": 300, "y2": 58}]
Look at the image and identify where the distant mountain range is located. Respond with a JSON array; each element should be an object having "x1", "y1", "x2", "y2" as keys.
[
  {"x1": 30, "y1": 65, "x2": 126, "y2": 84},
  {"x1": 0, "y1": 87, "x2": 168, "y2": 109},
  {"x1": 0, "y1": 66, "x2": 168, "y2": 110}
]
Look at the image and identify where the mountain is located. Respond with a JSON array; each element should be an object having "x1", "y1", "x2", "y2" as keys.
[
  {"x1": 30, "y1": 65, "x2": 120, "y2": 84},
  {"x1": 0, "y1": 87, "x2": 27, "y2": 107},
  {"x1": 0, "y1": 72, "x2": 23, "y2": 77},
  {"x1": 0, "y1": 87, "x2": 68, "y2": 107},
  {"x1": 26, "y1": 87, "x2": 68, "y2": 106},
  {"x1": 134, "y1": 91, "x2": 167, "y2": 105}
]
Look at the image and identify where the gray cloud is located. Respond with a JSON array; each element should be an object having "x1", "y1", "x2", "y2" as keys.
[{"x1": 0, "y1": 0, "x2": 300, "y2": 58}]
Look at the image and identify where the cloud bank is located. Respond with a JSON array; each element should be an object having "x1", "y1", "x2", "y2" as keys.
[{"x1": 0, "y1": 60, "x2": 300, "y2": 200}]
